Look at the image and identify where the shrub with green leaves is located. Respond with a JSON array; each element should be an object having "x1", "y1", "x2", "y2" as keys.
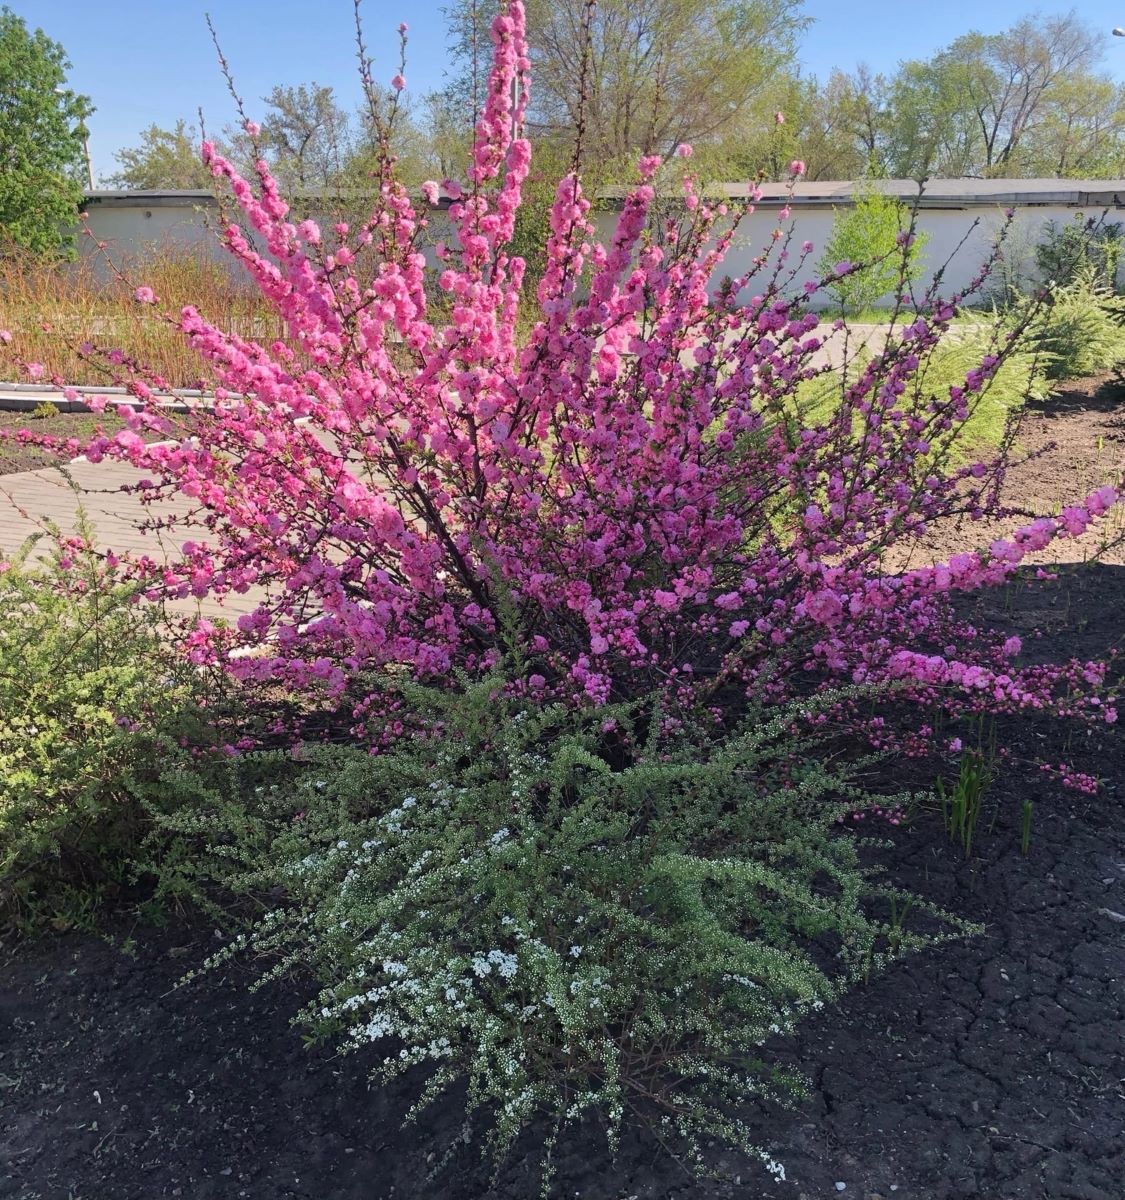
[
  {"x1": 0, "y1": 521, "x2": 206, "y2": 926},
  {"x1": 1026, "y1": 265, "x2": 1125, "y2": 380},
  {"x1": 155, "y1": 671, "x2": 972, "y2": 1188},
  {"x1": 1035, "y1": 217, "x2": 1123, "y2": 293},
  {"x1": 817, "y1": 182, "x2": 928, "y2": 315},
  {"x1": 792, "y1": 316, "x2": 1050, "y2": 458}
]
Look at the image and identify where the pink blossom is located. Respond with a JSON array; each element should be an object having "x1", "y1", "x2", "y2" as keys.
[
  {"x1": 788, "y1": 160, "x2": 806, "y2": 177},
  {"x1": 390, "y1": 74, "x2": 406, "y2": 91},
  {"x1": 0, "y1": 0, "x2": 1108, "y2": 792},
  {"x1": 805, "y1": 590, "x2": 844, "y2": 626},
  {"x1": 133, "y1": 286, "x2": 156, "y2": 304}
]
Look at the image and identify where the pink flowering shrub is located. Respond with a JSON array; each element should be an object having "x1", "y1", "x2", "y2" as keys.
[
  {"x1": 3, "y1": 0, "x2": 1120, "y2": 1182},
  {"x1": 1, "y1": 1, "x2": 1120, "y2": 759}
]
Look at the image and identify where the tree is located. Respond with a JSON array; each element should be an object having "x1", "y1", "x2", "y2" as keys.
[
  {"x1": 1010, "y1": 74, "x2": 1125, "y2": 177},
  {"x1": 876, "y1": 10, "x2": 1114, "y2": 180},
  {"x1": 883, "y1": 56, "x2": 987, "y2": 178},
  {"x1": 0, "y1": 7, "x2": 93, "y2": 255},
  {"x1": 761, "y1": 68, "x2": 889, "y2": 182},
  {"x1": 108, "y1": 119, "x2": 214, "y2": 190},
  {"x1": 220, "y1": 84, "x2": 353, "y2": 194},
  {"x1": 441, "y1": 0, "x2": 809, "y2": 167},
  {"x1": 258, "y1": 83, "x2": 352, "y2": 191},
  {"x1": 952, "y1": 14, "x2": 1100, "y2": 173},
  {"x1": 817, "y1": 182, "x2": 928, "y2": 313}
]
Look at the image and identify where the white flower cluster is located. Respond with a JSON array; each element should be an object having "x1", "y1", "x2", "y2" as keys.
[{"x1": 472, "y1": 949, "x2": 519, "y2": 979}]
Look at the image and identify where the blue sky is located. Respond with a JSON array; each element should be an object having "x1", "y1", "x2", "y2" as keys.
[{"x1": 12, "y1": 1, "x2": 1125, "y2": 182}]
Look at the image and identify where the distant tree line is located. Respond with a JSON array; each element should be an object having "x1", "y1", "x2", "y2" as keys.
[
  {"x1": 111, "y1": 4, "x2": 1125, "y2": 194},
  {"x1": 6, "y1": 1, "x2": 1125, "y2": 257}
]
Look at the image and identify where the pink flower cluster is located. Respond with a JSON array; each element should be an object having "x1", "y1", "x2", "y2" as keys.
[{"x1": 2, "y1": 0, "x2": 1121, "y2": 770}]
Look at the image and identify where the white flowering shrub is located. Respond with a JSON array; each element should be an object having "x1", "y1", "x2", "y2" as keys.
[{"x1": 155, "y1": 672, "x2": 971, "y2": 1187}]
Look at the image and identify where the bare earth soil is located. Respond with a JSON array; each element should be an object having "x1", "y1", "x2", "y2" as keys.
[
  {"x1": 1, "y1": 381, "x2": 1123, "y2": 1200},
  {"x1": 0, "y1": 409, "x2": 187, "y2": 476}
]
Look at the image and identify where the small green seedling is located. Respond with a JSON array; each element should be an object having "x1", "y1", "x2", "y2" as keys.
[{"x1": 937, "y1": 748, "x2": 992, "y2": 857}]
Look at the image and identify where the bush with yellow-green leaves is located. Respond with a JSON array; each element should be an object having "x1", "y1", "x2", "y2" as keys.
[{"x1": 0, "y1": 518, "x2": 209, "y2": 928}]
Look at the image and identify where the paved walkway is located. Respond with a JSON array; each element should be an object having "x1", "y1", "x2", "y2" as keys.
[{"x1": 0, "y1": 457, "x2": 261, "y2": 619}]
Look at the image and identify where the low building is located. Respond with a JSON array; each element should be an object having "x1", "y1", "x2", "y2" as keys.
[{"x1": 78, "y1": 178, "x2": 1125, "y2": 305}]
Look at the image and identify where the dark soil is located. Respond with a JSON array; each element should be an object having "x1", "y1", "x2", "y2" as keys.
[
  {"x1": 1, "y1": 562, "x2": 1122, "y2": 1200},
  {"x1": 1, "y1": 378, "x2": 1123, "y2": 1200},
  {"x1": 0, "y1": 409, "x2": 192, "y2": 476}
]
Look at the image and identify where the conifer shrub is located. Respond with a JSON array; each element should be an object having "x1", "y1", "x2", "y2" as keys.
[
  {"x1": 793, "y1": 317, "x2": 1051, "y2": 457},
  {"x1": 1027, "y1": 265, "x2": 1125, "y2": 380}
]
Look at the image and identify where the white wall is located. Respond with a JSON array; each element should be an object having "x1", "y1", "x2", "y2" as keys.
[
  {"x1": 78, "y1": 195, "x2": 1111, "y2": 306},
  {"x1": 591, "y1": 203, "x2": 1109, "y2": 308},
  {"x1": 79, "y1": 199, "x2": 223, "y2": 276}
]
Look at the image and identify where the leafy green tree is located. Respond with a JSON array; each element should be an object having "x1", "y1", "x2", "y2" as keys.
[
  {"x1": 0, "y1": 7, "x2": 92, "y2": 255},
  {"x1": 1011, "y1": 75, "x2": 1125, "y2": 177},
  {"x1": 877, "y1": 11, "x2": 1111, "y2": 179},
  {"x1": 817, "y1": 182, "x2": 928, "y2": 314},
  {"x1": 107, "y1": 119, "x2": 213, "y2": 190},
  {"x1": 950, "y1": 15, "x2": 1100, "y2": 173},
  {"x1": 883, "y1": 55, "x2": 986, "y2": 179},
  {"x1": 441, "y1": 0, "x2": 808, "y2": 169}
]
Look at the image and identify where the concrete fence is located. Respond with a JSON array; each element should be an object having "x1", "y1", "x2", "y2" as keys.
[{"x1": 76, "y1": 178, "x2": 1125, "y2": 306}]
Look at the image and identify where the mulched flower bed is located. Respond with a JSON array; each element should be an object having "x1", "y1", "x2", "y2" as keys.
[
  {"x1": 2, "y1": 372, "x2": 1122, "y2": 1199},
  {"x1": 1, "y1": 561, "x2": 1122, "y2": 1200},
  {"x1": 0, "y1": 408, "x2": 199, "y2": 476}
]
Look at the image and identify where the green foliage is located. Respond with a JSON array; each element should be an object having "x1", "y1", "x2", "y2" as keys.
[
  {"x1": 817, "y1": 184, "x2": 928, "y2": 315},
  {"x1": 911, "y1": 322, "x2": 1051, "y2": 451},
  {"x1": 937, "y1": 751, "x2": 992, "y2": 857},
  {"x1": 1020, "y1": 797, "x2": 1034, "y2": 857},
  {"x1": 792, "y1": 316, "x2": 1049, "y2": 458},
  {"x1": 0, "y1": 7, "x2": 92, "y2": 256},
  {"x1": 154, "y1": 670, "x2": 972, "y2": 1187},
  {"x1": 0, "y1": 520, "x2": 206, "y2": 927},
  {"x1": 1027, "y1": 266, "x2": 1125, "y2": 380},
  {"x1": 107, "y1": 119, "x2": 214, "y2": 191},
  {"x1": 1035, "y1": 217, "x2": 1123, "y2": 292},
  {"x1": 443, "y1": 0, "x2": 809, "y2": 164}
]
